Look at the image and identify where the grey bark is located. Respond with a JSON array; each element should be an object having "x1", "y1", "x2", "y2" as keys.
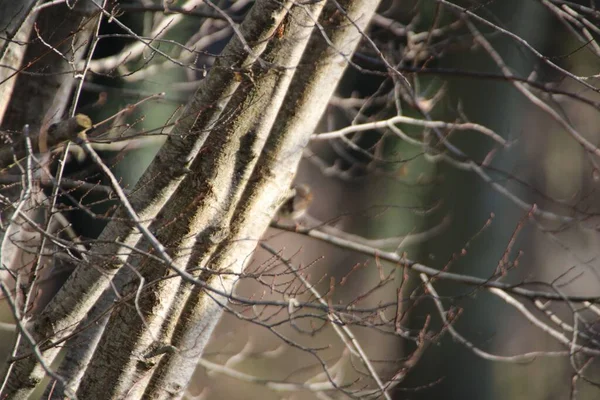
[
  {"x1": 0, "y1": 0, "x2": 98, "y2": 301},
  {"x1": 1, "y1": 0, "x2": 292, "y2": 398},
  {"x1": 0, "y1": 2, "x2": 99, "y2": 396},
  {"x1": 1, "y1": 1, "x2": 99, "y2": 131},
  {"x1": 0, "y1": 0, "x2": 38, "y2": 123},
  {"x1": 0, "y1": 0, "x2": 382, "y2": 398},
  {"x1": 142, "y1": 1, "x2": 382, "y2": 398},
  {"x1": 77, "y1": 1, "x2": 325, "y2": 398}
]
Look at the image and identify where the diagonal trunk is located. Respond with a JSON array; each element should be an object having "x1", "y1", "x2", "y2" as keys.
[
  {"x1": 141, "y1": 1, "x2": 381, "y2": 398},
  {"x1": 0, "y1": 0, "x2": 381, "y2": 398},
  {"x1": 0, "y1": 1, "x2": 291, "y2": 397}
]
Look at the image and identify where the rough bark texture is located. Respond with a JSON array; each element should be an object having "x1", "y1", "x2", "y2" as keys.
[
  {"x1": 77, "y1": 2, "x2": 323, "y2": 398},
  {"x1": 0, "y1": 0, "x2": 381, "y2": 398},
  {"x1": 1, "y1": 0, "x2": 292, "y2": 398},
  {"x1": 141, "y1": 1, "x2": 382, "y2": 398}
]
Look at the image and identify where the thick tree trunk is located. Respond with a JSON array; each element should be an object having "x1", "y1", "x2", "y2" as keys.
[
  {"x1": 1, "y1": 1, "x2": 290, "y2": 397},
  {"x1": 140, "y1": 1, "x2": 382, "y2": 398},
  {"x1": 0, "y1": 0, "x2": 381, "y2": 398}
]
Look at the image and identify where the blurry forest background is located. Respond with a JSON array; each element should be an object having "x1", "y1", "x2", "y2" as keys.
[{"x1": 2, "y1": 0, "x2": 600, "y2": 399}]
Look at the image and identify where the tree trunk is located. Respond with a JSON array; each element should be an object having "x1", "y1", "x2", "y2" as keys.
[{"x1": 0, "y1": 0, "x2": 381, "y2": 398}]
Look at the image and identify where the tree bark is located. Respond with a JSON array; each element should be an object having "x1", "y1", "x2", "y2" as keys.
[
  {"x1": 141, "y1": 1, "x2": 381, "y2": 398},
  {"x1": 1, "y1": 1, "x2": 292, "y2": 398},
  {"x1": 0, "y1": 3, "x2": 100, "y2": 397},
  {"x1": 0, "y1": 0, "x2": 381, "y2": 398},
  {"x1": 0, "y1": 0, "x2": 38, "y2": 124}
]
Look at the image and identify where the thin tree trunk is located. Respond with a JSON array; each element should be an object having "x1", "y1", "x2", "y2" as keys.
[
  {"x1": 0, "y1": 0, "x2": 38, "y2": 124},
  {"x1": 0, "y1": 2, "x2": 100, "y2": 397}
]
